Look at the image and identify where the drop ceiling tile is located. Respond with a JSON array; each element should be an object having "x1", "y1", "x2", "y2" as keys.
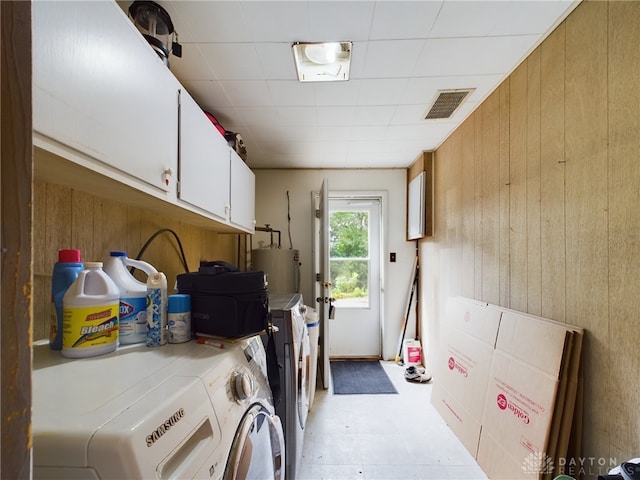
[
  {"x1": 231, "y1": 106, "x2": 278, "y2": 127},
  {"x1": 414, "y1": 35, "x2": 540, "y2": 77},
  {"x1": 353, "y1": 105, "x2": 398, "y2": 126},
  {"x1": 315, "y1": 125, "x2": 353, "y2": 142},
  {"x1": 274, "y1": 106, "x2": 318, "y2": 126},
  {"x1": 153, "y1": 0, "x2": 578, "y2": 169},
  {"x1": 182, "y1": 80, "x2": 233, "y2": 109},
  {"x1": 268, "y1": 80, "x2": 316, "y2": 107},
  {"x1": 348, "y1": 139, "x2": 409, "y2": 154},
  {"x1": 357, "y1": 78, "x2": 410, "y2": 106},
  {"x1": 255, "y1": 43, "x2": 299, "y2": 81},
  {"x1": 198, "y1": 43, "x2": 263, "y2": 80},
  {"x1": 368, "y1": 1, "x2": 442, "y2": 40},
  {"x1": 430, "y1": 1, "x2": 576, "y2": 38},
  {"x1": 169, "y1": 45, "x2": 216, "y2": 81},
  {"x1": 219, "y1": 80, "x2": 274, "y2": 107},
  {"x1": 360, "y1": 40, "x2": 426, "y2": 78},
  {"x1": 349, "y1": 125, "x2": 389, "y2": 142},
  {"x1": 316, "y1": 106, "x2": 357, "y2": 127},
  {"x1": 314, "y1": 81, "x2": 363, "y2": 107},
  {"x1": 240, "y1": 2, "x2": 310, "y2": 42},
  {"x1": 308, "y1": 2, "x2": 375, "y2": 42},
  {"x1": 165, "y1": 1, "x2": 251, "y2": 43},
  {"x1": 390, "y1": 104, "x2": 435, "y2": 125}
]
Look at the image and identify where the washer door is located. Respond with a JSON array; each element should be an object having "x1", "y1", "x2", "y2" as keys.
[
  {"x1": 297, "y1": 325, "x2": 311, "y2": 429},
  {"x1": 224, "y1": 405, "x2": 285, "y2": 480}
]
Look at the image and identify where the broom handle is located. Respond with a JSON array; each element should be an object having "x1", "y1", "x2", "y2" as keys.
[{"x1": 395, "y1": 255, "x2": 418, "y2": 363}]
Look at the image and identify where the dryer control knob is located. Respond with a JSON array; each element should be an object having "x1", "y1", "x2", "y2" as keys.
[{"x1": 231, "y1": 372, "x2": 253, "y2": 401}]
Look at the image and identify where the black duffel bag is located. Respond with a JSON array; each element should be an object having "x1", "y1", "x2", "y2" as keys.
[
  {"x1": 177, "y1": 260, "x2": 280, "y2": 406},
  {"x1": 177, "y1": 260, "x2": 268, "y2": 338}
]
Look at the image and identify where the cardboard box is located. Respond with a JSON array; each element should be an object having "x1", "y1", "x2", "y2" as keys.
[
  {"x1": 431, "y1": 297, "x2": 502, "y2": 458},
  {"x1": 432, "y1": 297, "x2": 583, "y2": 479},
  {"x1": 477, "y1": 429, "x2": 541, "y2": 479},
  {"x1": 445, "y1": 297, "x2": 502, "y2": 346},
  {"x1": 431, "y1": 383, "x2": 483, "y2": 457},
  {"x1": 495, "y1": 311, "x2": 570, "y2": 375}
]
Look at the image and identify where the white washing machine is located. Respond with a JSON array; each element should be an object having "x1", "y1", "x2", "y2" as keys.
[
  {"x1": 267, "y1": 293, "x2": 311, "y2": 480},
  {"x1": 32, "y1": 336, "x2": 284, "y2": 480}
]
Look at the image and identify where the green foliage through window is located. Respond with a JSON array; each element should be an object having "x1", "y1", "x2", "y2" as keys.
[{"x1": 329, "y1": 211, "x2": 369, "y2": 302}]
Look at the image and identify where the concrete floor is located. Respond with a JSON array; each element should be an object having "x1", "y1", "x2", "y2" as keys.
[{"x1": 298, "y1": 361, "x2": 488, "y2": 479}]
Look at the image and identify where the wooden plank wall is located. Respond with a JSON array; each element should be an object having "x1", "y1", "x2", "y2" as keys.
[
  {"x1": 1, "y1": 2, "x2": 32, "y2": 478},
  {"x1": 32, "y1": 179, "x2": 241, "y2": 342},
  {"x1": 422, "y1": 0, "x2": 640, "y2": 471}
]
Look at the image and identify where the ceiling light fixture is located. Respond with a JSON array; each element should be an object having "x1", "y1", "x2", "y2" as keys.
[{"x1": 292, "y1": 42, "x2": 352, "y2": 82}]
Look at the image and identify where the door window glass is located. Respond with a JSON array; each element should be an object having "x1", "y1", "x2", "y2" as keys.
[{"x1": 329, "y1": 210, "x2": 369, "y2": 308}]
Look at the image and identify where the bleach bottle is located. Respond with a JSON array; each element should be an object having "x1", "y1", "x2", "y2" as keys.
[
  {"x1": 50, "y1": 249, "x2": 84, "y2": 350},
  {"x1": 62, "y1": 262, "x2": 119, "y2": 358},
  {"x1": 104, "y1": 251, "x2": 158, "y2": 345}
]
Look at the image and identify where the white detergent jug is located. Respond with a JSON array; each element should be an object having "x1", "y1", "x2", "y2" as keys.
[
  {"x1": 104, "y1": 251, "x2": 158, "y2": 345},
  {"x1": 62, "y1": 262, "x2": 120, "y2": 358}
]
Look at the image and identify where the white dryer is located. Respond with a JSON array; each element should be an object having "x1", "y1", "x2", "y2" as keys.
[
  {"x1": 32, "y1": 336, "x2": 284, "y2": 480},
  {"x1": 268, "y1": 293, "x2": 311, "y2": 480}
]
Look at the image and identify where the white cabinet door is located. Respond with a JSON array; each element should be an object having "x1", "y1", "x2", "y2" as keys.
[
  {"x1": 229, "y1": 150, "x2": 256, "y2": 233},
  {"x1": 178, "y1": 90, "x2": 230, "y2": 221},
  {"x1": 33, "y1": 1, "x2": 178, "y2": 193}
]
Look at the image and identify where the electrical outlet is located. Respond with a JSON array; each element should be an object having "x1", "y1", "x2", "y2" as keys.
[{"x1": 390, "y1": 252, "x2": 396, "y2": 262}]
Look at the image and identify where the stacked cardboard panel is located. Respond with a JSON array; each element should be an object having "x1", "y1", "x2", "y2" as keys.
[{"x1": 432, "y1": 297, "x2": 583, "y2": 480}]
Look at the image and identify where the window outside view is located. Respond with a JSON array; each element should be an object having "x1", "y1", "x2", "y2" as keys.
[{"x1": 329, "y1": 210, "x2": 370, "y2": 308}]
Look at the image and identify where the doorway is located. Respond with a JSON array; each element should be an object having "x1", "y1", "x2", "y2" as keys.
[{"x1": 321, "y1": 195, "x2": 383, "y2": 359}]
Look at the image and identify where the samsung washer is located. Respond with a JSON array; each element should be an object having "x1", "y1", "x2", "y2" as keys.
[
  {"x1": 267, "y1": 293, "x2": 311, "y2": 480},
  {"x1": 32, "y1": 336, "x2": 284, "y2": 480}
]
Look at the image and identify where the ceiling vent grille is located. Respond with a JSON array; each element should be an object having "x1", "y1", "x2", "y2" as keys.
[{"x1": 425, "y1": 89, "x2": 474, "y2": 119}]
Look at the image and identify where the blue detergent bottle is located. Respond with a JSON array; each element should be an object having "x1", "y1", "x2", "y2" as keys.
[{"x1": 50, "y1": 249, "x2": 83, "y2": 350}]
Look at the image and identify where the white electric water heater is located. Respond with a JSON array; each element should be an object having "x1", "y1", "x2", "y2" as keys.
[{"x1": 252, "y1": 249, "x2": 300, "y2": 294}]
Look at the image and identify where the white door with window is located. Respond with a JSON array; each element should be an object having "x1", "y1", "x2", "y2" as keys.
[{"x1": 328, "y1": 197, "x2": 382, "y2": 358}]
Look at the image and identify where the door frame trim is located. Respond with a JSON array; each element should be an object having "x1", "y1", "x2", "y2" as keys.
[{"x1": 312, "y1": 189, "x2": 387, "y2": 359}]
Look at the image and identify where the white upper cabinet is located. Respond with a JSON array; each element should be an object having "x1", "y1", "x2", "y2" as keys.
[
  {"x1": 32, "y1": 0, "x2": 256, "y2": 233},
  {"x1": 229, "y1": 150, "x2": 256, "y2": 233},
  {"x1": 178, "y1": 90, "x2": 230, "y2": 222},
  {"x1": 33, "y1": 1, "x2": 179, "y2": 194}
]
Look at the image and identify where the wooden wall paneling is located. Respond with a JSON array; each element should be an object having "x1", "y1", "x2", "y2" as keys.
[
  {"x1": 461, "y1": 116, "x2": 476, "y2": 299},
  {"x1": 136, "y1": 214, "x2": 166, "y2": 278},
  {"x1": 564, "y1": 1, "x2": 609, "y2": 461},
  {"x1": 498, "y1": 83, "x2": 511, "y2": 307},
  {"x1": 45, "y1": 183, "x2": 72, "y2": 266},
  {"x1": 41, "y1": 183, "x2": 72, "y2": 339},
  {"x1": 446, "y1": 131, "x2": 464, "y2": 297},
  {"x1": 540, "y1": 24, "x2": 567, "y2": 324},
  {"x1": 526, "y1": 48, "x2": 542, "y2": 316},
  {"x1": 508, "y1": 62, "x2": 528, "y2": 312},
  {"x1": 125, "y1": 205, "x2": 142, "y2": 258},
  {"x1": 71, "y1": 189, "x2": 95, "y2": 262},
  {"x1": 92, "y1": 198, "x2": 129, "y2": 263},
  {"x1": 473, "y1": 109, "x2": 483, "y2": 300},
  {"x1": 606, "y1": 0, "x2": 640, "y2": 458},
  {"x1": 33, "y1": 179, "x2": 48, "y2": 341},
  {"x1": 160, "y1": 218, "x2": 189, "y2": 289},
  {"x1": 33, "y1": 179, "x2": 46, "y2": 274},
  {"x1": 480, "y1": 90, "x2": 501, "y2": 305},
  {"x1": 1, "y1": 1, "x2": 32, "y2": 476}
]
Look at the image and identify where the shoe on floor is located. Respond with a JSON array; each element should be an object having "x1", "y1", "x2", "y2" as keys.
[{"x1": 404, "y1": 365, "x2": 432, "y2": 383}]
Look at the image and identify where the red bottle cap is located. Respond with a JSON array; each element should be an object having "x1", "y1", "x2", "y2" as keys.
[{"x1": 58, "y1": 249, "x2": 81, "y2": 263}]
